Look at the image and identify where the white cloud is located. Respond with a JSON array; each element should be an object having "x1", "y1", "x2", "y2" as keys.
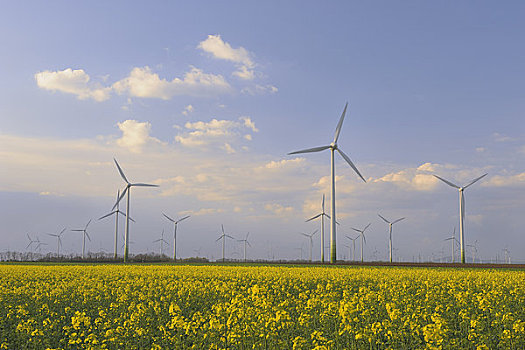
[
  {"x1": 198, "y1": 34, "x2": 254, "y2": 68},
  {"x1": 264, "y1": 203, "x2": 294, "y2": 217},
  {"x1": 483, "y1": 173, "x2": 525, "y2": 187},
  {"x1": 492, "y1": 132, "x2": 515, "y2": 143},
  {"x1": 116, "y1": 120, "x2": 160, "y2": 153},
  {"x1": 35, "y1": 68, "x2": 111, "y2": 101},
  {"x1": 175, "y1": 117, "x2": 257, "y2": 151},
  {"x1": 263, "y1": 158, "x2": 305, "y2": 170},
  {"x1": 233, "y1": 66, "x2": 255, "y2": 80},
  {"x1": 241, "y1": 84, "x2": 278, "y2": 95},
  {"x1": 182, "y1": 105, "x2": 194, "y2": 116},
  {"x1": 179, "y1": 208, "x2": 224, "y2": 216},
  {"x1": 112, "y1": 66, "x2": 231, "y2": 99},
  {"x1": 374, "y1": 165, "x2": 440, "y2": 191}
]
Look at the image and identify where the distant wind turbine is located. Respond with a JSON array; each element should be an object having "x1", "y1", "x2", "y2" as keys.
[
  {"x1": 99, "y1": 190, "x2": 135, "y2": 259},
  {"x1": 216, "y1": 225, "x2": 235, "y2": 262},
  {"x1": 351, "y1": 223, "x2": 371, "y2": 262},
  {"x1": 346, "y1": 235, "x2": 359, "y2": 261},
  {"x1": 299, "y1": 230, "x2": 318, "y2": 262},
  {"x1": 162, "y1": 213, "x2": 190, "y2": 261},
  {"x1": 152, "y1": 229, "x2": 169, "y2": 256},
  {"x1": 434, "y1": 173, "x2": 487, "y2": 263},
  {"x1": 71, "y1": 220, "x2": 92, "y2": 259},
  {"x1": 289, "y1": 103, "x2": 366, "y2": 263},
  {"x1": 377, "y1": 214, "x2": 405, "y2": 263},
  {"x1": 466, "y1": 240, "x2": 478, "y2": 263},
  {"x1": 26, "y1": 234, "x2": 38, "y2": 251},
  {"x1": 112, "y1": 158, "x2": 159, "y2": 262},
  {"x1": 47, "y1": 228, "x2": 66, "y2": 257},
  {"x1": 237, "y1": 232, "x2": 251, "y2": 262},
  {"x1": 444, "y1": 227, "x2": 458, "y2": 263},
  {"x1": 305, "y1": 194, "x2": 334, "y2": 263}
]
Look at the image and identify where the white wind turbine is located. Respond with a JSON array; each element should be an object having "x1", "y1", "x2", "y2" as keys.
[
  {"x1": 377, "y1": 214, "x2": 405, "y2": 263},
  {"x1": 162, "y1": 213, "x2": 190, "y2": 261},
  {"x1": 237, "y1": 232, "x2": 251, "y2": 262},
  {"x1": 71, "y1": 220, "x2": 92, "y2": 259},
  {"x1": 216, "y1": 225, "x2": 235, "y2": 262},
  {"x1": 305, "y1": 194, "x2": 332, "y2": 263},
  {"x1": 153, "y1": 229, "x2": 169, "y2": 256},
  {"x1": 47, "y1": 228, "x2": 66, "y2": 257},
  {"x1": 99, "y1": 190, "x2": 135, "y2": 259},
  {"x1": 434, "y1": 173, "x2": 487, "y2": 263},
  {"x1": 351, "y1": 223, "x2": 371, "y2": 263},
  {"x1": 466, "y1": 240, "x2": 478, "y2": 263},
  {"x1": 112, "y1": 158, "x2": 159, "y2": 262},
  {"x1": 289, "y1": 103, "x2": 366, "y2": 263},
  {"x1": 299, "y1": 230, "x2": 318, "y2": 262},
  {"x1": 346, "y1": 235, "x2": 359, "y2": 261},
  {"x1": 444, "y1": 227, "x2": 458, "y2": 263}
]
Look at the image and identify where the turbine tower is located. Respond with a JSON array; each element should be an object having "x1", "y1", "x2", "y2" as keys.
[
  {"x1": 152, "y1": 229, "x2": 169, "y2": 256},
  {"x1": 305, "y1": 194, "x2": 332, "y2": 263},
  {"x1": 351, "y1": 223, "x2": 371, "y2": 263},
  {"x1": 216, "y1": 225, "x2": 234, "y2": 262},
  {"x1": 434, "y1": 173, "x2": 487, "y2": 263},
  {"x1": 444, "y1": 227, "x2": 458, "y2": 263},
  {"x1": 289, "y1": 102, "x2": 366, "y2": 263},
  {"x1": 47, "y1": 228, "x2": 66, "y2": 257},
  {"x1": 71, "y1": 220, "x2": 92, "y2": 259},
  {"x1": 377, "y1": 214, "x2": 405, "y2": 263},
  {"x1": 112, "y1": 158, "x2": 159, "y2": 262},
  {"x1": 299, "y1": 229, "x2": 318, "y2": 262},
  {"x1": 99, "y1": 190, "x2": 134, "y2": 259},
  {"x1": 162, "y1": 213, "x2": 190, "y2": 261},
  {"x1": 237, "y1": 233, "x2": 251, "y2": 262}
]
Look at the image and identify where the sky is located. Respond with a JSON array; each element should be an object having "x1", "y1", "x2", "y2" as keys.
[{"x1": 1, "y1": 1, "x2": 524, "y2": 262}]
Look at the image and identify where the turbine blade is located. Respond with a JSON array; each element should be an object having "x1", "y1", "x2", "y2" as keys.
[
  {"x1": 336, "y1": 148, "x2": 366, "y2": 182},
  {"x1": 85, "y1": 231, "x2": 91, "y2": 241},
  {"x1": 247, "y1": 241, "x2": 252, "y2": 247},
  {"x1": 305, "y1": 213, "x2": 322, "y2": 222},
  {"x1": 153, "y1": 239, "x2": 161, "y2": 243},
  {"x1": 99, "y1": 211, "x2": 116, "y2": 220},
  {"x1": 463, "y1": 173, "x2": 488, "y2": 189},
  {"x1": 311, "y1": 229, "x2": 318, "y2": 236},
  {"x1": 85, "y1": 219, "x2": 92, "y2": 230},
  {"x1": 363, "y1": 223, "x2": 372, "y2": 232},
  {"x1": 351, "y1": 227, "x2": 361, "y2": 233},
  {"x1": 333, "y1": 102, "x2": 348, "y2": 144},
  {"x1": 226, "y1": 235, "x2": 235, "y2": 239},
  {"x1": 377, "y1": 214, "x2": 390, "y2": 224},
  {"x1": 215, "y1": 236, "x2": 222, "y2": 242},
  {"x1": 288, "y1": 145, "x2": 330, "y2": 155},
  {"x1": 246, "y1": 232, "x2": 250, "y2": 240},
  {"x1": 114, "y1": 158, "x2": 129, "y2": 184},
  {"x1": 176, "y1": 215, "x2": 190, "y2": 223},
  {"x1": 324, "y1": 213, "x2": 331, "y2": 219},
  {"x1": 362, "y1": 233, "x2": 367, "y2": 244},
  {"x1": 71, "y1": 229, "x2": 83, "y2": 232},
  {"x1": 392, "y1": 217, "x2": 405, "y2": 224},
  {"x1": 433, "y1": 175, "x2": 459, "y2": 189},
  {"x1": 112, "y1": 186, "x2": 128, "y2": 211},
  {"x1": 131, "y1": 183, "x2": 159, "y2": 187},
  {"x1": 163, "y1": 213, "x2": 175, "y2": 222},
  {"x1": 26, "y1": 242, "x2": 32, "y2": 249},
  {"x1": 59, "y1": 228, "x2": 66, "y2": 235},
  {"x1": 222, "y1": 224, "x2": 225, "y2": 235},
  {"x1": 322, "y1": 194, "x2": 325, "y2": 212},
  {"x1": 299, "y1": 233, "x2": 309, "y2": 237}
]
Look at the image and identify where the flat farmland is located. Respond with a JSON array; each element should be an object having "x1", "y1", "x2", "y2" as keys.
[{"x1": 1, "y1": 264, "x2": 524, "y2": 349}]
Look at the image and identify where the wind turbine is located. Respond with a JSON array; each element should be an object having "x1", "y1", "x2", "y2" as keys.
[
  {"x1": 466, "y1": 240, "x2": 478, "y2": 263},
  {"x1": 47, "y1": 228, "x2": 66, "y2": 257},
  {"x1": 71, "y1": 220, "x2": 92, "y2": 259},
  {"x1": 305, "y1": 194, "x2": 332, "y2": 263},
  {"x1": 237, "y1": 232, "x2": 251, "y2": 262},
  {"x1": 99, "y1": 190, "x2": 135, "y2": 259},
  {"x1": 289, "y1": 103, "x2": 366, "y2": 263},
  {"x1": 434, "y1": 173, "x2": 487, "y2": 263},
  {"x1": 152, "y1": 229, "x2": 169, "y2": 256},
  {"x1": 216, "y1": 225, "x2": 234, "y2": 262},
  {"x1": 162, "y1": 213, "x2": 190, "y2": 261},
  {"x1": 377, "y1": 214, "x2": 405, "y2": 263},
  {"x1": 299, "y1": 230, "x2": 318, "y2": 262},
  {"x1": 444, "y1": 227, "x2": 458, "y2": 263},
  {"x1": 346, "y1": 235, "x2": 359, "y2": 261},
  {"x1": 26, "y1": 234, "x2": 38, "y2": 251},
  {"x1": 112, "y1": 158, "x2": 159, "y2": 262},
  {"x1": 351, "y1": 223, "x2": 371, "y2": 263},
  {"x1": 35, "y1": 241, "x2": 47, "y2": 254}
]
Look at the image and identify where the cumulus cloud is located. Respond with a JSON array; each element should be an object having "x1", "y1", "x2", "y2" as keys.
[
  {"x1": 175, "y1": 117, "x2": 258, "y2": 151},
  {"x1": 374, "y1": 164, "x2": 440, "y2": 191},
  {"x1": 483, "y1": 173, "x2": 525, "y2": 187},
  {"x1": 116, "y1": 120, "x2": 161, "y2": 153},
  {"x1": 198, "y1": 34, "x2": 255, "y2": 80},
  {"x1": 112, "y1": 66, "x2": 231, "y2": 99},
  {"x1": 182, "y1": 105, "x2": 194, "y2": 116},
  {"x1": 264, "y1": 203, "x2": 295, "y2": 217},
  {"x1": 35, "y1": 68, "x2": 111, "y2": 101}
]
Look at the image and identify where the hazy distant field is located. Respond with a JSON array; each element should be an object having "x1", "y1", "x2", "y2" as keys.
[{"x1": 1, "y1": 264, "x2": 524, "y2": 349}]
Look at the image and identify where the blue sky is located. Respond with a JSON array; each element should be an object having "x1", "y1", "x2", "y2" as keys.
[{"x1": 1, "y1": 1, "x2": 524, "y2": 262}]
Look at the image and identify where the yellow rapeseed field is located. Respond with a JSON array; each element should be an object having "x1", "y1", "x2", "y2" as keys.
[{"x1": 0, "y1": 264, "x2": 524, "y2": 349}]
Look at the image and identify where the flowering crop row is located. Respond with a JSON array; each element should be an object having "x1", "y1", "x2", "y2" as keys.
[{"x1": 0, "y1": 264, "x2": 524, "y2": 349}]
